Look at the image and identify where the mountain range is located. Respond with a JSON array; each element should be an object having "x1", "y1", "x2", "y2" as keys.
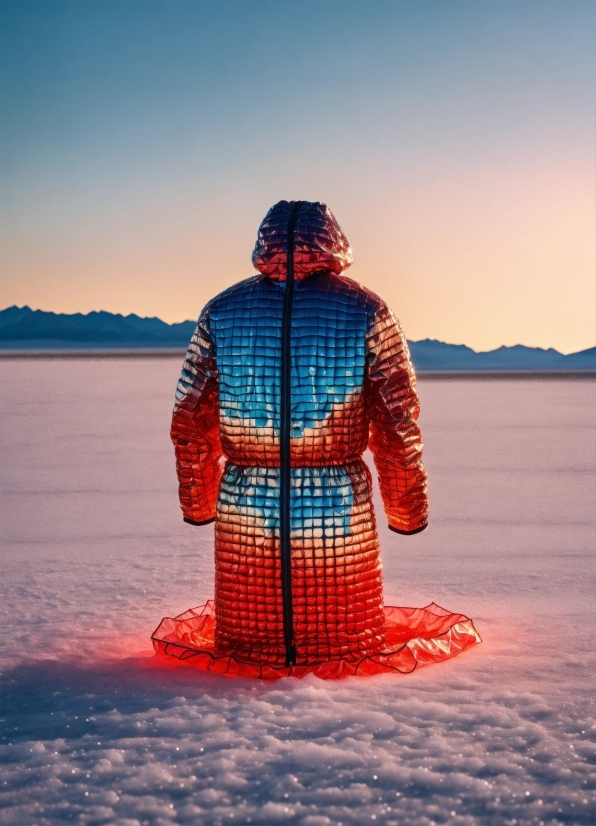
[{"x1": 1, "y1": 305, "x2": 594, "y2": 371}]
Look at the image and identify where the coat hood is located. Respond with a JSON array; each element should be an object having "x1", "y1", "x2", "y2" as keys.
[{"x1": 252, "y1": 200, "x2": 353, "y2": 281}]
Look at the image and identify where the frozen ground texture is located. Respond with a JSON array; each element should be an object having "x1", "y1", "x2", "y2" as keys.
[{"x1": 0, "y1": 359, "x2": 594, "y2": 826}]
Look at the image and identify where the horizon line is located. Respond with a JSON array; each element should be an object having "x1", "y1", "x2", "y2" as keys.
[{"x1": 1, "y1": 304, "x2": 594, "y2": 357}]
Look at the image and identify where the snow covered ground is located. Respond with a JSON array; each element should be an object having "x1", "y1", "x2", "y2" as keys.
[{"x1": 1, "y1": 358, "x2": 594, "y2": 826}]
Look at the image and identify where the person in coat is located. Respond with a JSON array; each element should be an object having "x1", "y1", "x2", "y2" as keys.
[{"x1": 152, "y1": 200, "x2": 480, "y2": 679}]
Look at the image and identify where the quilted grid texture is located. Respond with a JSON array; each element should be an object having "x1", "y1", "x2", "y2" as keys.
[
  {"x1": 252, "y1": 200, "x2": 353, "y2": 280},
  {"x1": 214, "y1": 461, "x2": 383, "y2": 666},
  {"x1": 168, "y1": 200, "x2": 429, "y2": 667}
]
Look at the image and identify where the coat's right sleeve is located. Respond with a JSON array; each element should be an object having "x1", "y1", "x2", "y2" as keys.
[
  {"x1": 170, "y1": 306, "x2": 223, "y2": 525},
  {"x1": 365, "y1": 301, "x2": 428, "y2": 535}
]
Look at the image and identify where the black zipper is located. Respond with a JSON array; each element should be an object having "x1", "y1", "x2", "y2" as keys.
[{"x1": 280, "y1": 200, "x2": 301, "y2": 667}]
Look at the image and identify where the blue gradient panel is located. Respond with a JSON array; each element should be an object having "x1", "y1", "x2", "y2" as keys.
[
  {"x1": 218, "y1": 465, "x2": 354, "y2": 537},
  {"x1": 210, "y1": 271, "x2": 372, "y2": 435}
]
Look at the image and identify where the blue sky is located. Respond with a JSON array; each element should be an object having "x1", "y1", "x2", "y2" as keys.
[{"x1": 1, "y1": 0, "x2": 594, "y2": 352}]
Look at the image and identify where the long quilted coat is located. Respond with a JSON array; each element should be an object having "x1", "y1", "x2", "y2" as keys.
[{"x1": 168, "y1": 200, "x2": 430, "y2": 671}]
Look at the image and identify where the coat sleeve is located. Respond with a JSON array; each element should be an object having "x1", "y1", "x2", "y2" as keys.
[
  {"x1": 170, "y1": 305, "x2": 223, "y2": 525},
  {"x1": 366, "y1": 301, "x2": 428, "y2": 535}
]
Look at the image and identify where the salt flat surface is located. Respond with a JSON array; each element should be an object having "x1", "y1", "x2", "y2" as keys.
[{"x1": 0, "y1": 360, "x2": 594, "y2": 826}]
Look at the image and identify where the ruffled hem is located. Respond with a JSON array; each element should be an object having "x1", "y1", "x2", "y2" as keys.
[{"x1": 151, "y1": 601, "x2": 481, "y2": 680}]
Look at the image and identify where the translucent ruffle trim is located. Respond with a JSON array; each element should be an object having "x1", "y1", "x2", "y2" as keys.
[{"x1": 151, "y1": 601, "x2": 481, "y2": 680}]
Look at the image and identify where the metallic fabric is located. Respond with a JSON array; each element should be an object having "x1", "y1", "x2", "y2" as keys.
[
  {"x1": 252, "y1": 200, "x2": 353, "y2": 280},
  {"x1": 164, "y1": 200, "x2": 437, "y2": 671}
]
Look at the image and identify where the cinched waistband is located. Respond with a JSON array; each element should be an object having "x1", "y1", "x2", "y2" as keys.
[{"x1": 225, "y1": 457, "x2": 365, "y2": 470}]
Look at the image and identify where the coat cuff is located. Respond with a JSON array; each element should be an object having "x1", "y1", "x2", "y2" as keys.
[
  {"x1": 183, "y1": 516, "x2": 216, "y2": 526},
  {"x1": 388, "y1": 523, "x2": 428, "y2": 536}
]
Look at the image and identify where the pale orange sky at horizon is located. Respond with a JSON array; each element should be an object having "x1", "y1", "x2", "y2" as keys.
[{"x1": 1, "y1": 1, "x2": 594, "y2": 354}]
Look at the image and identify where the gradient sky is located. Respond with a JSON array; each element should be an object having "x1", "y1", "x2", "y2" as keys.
[{"x1": 1, "y1": 0, "x2": 594, "y2": 353}]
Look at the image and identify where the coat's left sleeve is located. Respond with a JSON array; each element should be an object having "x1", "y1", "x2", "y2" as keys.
[
  {"x1": 366, "y1": 300, "x2": 429, "y2": 535},
  {"x1": 170, "y1": 306, "x2": 223, "y2": 525}
]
